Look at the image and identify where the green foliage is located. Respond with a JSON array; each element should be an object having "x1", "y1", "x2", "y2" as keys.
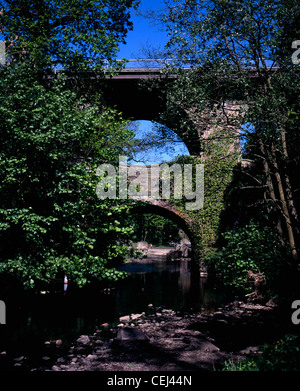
[
  {"x1": 221, "y1": 357, "x2": 259, "y2": 371},
  {"x1": 194, "y1": 130, "x2": 239, "y2": 250},
  {"x1": 257, "y1": 334, "x2": 300, "y2": 371},
  {"x1": 161, "y1": 0, "x2": 300, "y2": 67},
  {"x1": 0, "y1": 63, "x2": 135, "y2": 289},
  {"x1": 222, "y1": 334, "x2": 300, "y2": 371},
  {"x1": 0, "y1": 0, "x2": 139, "y2": 70},
  {"x1": 129, "y1": 213, "x2": 180, "y2": 246},
  {"x1": 166, "y1": 131, "x2": 239, "y2": 266},
  {"x1": 213, "y1": 221, "x2": 283, "y2": 294}
]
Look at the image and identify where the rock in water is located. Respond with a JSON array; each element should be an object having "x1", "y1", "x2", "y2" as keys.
[{"x1": 116, "y1": 327, "x2": 149, "y2": 342}]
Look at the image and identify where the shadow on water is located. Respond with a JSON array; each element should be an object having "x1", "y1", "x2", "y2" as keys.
[{"x1": 0, "y1": 256, "x2": 230, "y2": 369}]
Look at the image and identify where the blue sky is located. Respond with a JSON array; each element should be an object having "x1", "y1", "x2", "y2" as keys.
[
  {"x1": 129, "y1": 120, "x2": 190, "y2": 165},
  {"x1": 117, "y1": 0, "x2": 169, "y2": 60},
  {"x1": 117, "y1": 1, "x2": 190, "y2": 165}
]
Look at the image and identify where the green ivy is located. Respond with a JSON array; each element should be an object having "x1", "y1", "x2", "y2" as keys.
[{"x1": 166, "y1": 129, "x2": 239, "y2": 268}]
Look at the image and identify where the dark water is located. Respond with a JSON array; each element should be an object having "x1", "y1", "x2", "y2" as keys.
[
  {"x1": 0, "y1": 258, "x2": 229, "y2": 369},
  {"x1": 114, "y1": 259, "x2": 227, "y2": 315}
]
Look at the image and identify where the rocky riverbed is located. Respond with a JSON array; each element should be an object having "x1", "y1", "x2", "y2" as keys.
[{"x1": 12, "y1": 300, "x2": 284, "y2": 372}]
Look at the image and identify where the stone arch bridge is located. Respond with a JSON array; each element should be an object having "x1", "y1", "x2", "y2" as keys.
[{"x1": 96, "y1": 64, "x2": 247, "y2": 269}]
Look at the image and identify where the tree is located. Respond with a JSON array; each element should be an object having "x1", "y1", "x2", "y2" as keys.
[
  {"x1": 140, "y1": 0, "x2": 300, "y2": 272},
  {"x1": 0, "y1": 0, "x2": 139, "y2": 70},
  {"x1": 129, "y1": 214, "x2": 180, "y2": 246},
  {"x1": 0, "y1": 0, "x2": 143, "y2": 291},
  {"x1": 0, "y1": 62, "x2": 136, "y2": 290}
]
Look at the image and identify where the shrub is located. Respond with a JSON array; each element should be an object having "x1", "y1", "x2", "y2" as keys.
[
  {"x1": 213, "y1": 221, "x2": 284, "y2": 295},
  {"x1": 222, "y1": 334, "x2": 300, "y2": 371}
]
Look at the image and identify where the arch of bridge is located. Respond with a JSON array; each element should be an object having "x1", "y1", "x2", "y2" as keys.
[
  {"x1": 126, "y1": 162, "x2": 195, "y2": 242},
  {"x1": 132, "y1": 199, "x2": 194, "y2": 238},
  {"x1": 130, "y1": 199, "x2": 196, "y2": 260},
  {"x1": 102, "y1": 68, "x2": 243, "y2": 157}
]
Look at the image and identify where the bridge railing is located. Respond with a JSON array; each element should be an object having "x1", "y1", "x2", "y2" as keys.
[
  {"x1": 104, "y1": 58, "x2": 179, "y2": 69},
  {"x1": 52, "y1": 59, "x2": 186, "y2": 73}
]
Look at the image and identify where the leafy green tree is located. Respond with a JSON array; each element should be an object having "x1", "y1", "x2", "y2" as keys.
[
  {"x1": 0, "y1": 0, "x2": 139, "y2": 70},
  {"x1": 0, "y1": 0, "x2": 143, "y2": 291},
  {"x1": 0, "y1": 63, "x2": 135, "y2": 289}
]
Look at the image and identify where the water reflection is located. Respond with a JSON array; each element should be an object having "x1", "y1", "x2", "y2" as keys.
[
  {"x1": 114, "y1": 259, "x2": 225, "y2": 316},
  {"x1": 0, "y1": 258, "x2": 228, "y2": 367}
]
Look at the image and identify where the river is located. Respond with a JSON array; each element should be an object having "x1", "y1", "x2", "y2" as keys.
[{"x1": 0, "y1": 249, "x2": 230, "y2": 370}]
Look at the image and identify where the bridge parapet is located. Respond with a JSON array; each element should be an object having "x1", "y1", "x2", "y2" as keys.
[
  {"x1": 104, "y1": 58, "x2": 178, "y2": 69},
  {"x1": 51, "y1": 58, "x2": 188, "y2": 76}
]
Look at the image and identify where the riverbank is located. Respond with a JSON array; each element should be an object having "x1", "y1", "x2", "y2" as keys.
[
  {"x1": 128, "y1": 247, "x2": 175, "y2": 262},
  {"x1": 25, "y1": 300, "x2": 287, "y2": 372},
  {"x1": 128, "y1": 246, "x2": 191, "y2": 264}
]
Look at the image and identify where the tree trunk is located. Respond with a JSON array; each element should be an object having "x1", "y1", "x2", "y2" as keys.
[
  {"x1": 280, "y1": 127, "x2": 300, "y2": 237},
  {"x1": 271, "y1": 147, "x2": 299, "y2": 267},
  {"x1": 258, "y1": 137, "x2": 285, "y2": 245}
]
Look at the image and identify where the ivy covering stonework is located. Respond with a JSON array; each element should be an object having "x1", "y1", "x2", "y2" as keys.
[{"x1": 165, "y1": 130, "x2": 239, "y2": 269}]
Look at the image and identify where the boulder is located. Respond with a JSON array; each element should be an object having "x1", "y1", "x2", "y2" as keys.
[
  {"x1": 86, "y1": 354, "x2": 97, "y2": 360},
  {"x1": 119, "y1": 315, "x2": 130, "y2": 323},
  {"x1": 76, "y1": 335, "x2": 90, "y2": 345},
  {"x1": 116, "y1": 327, "x2": 150, "y2": 342},
  {"x1": 131, "y1": 313, "x2": 144, "y2": 321},
  {"x1": 14, "y1": 356, "x2": 24, "y2": 362},
  {"x1": 56, "y1": 339, "x2": 63, "y2": 347}
]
